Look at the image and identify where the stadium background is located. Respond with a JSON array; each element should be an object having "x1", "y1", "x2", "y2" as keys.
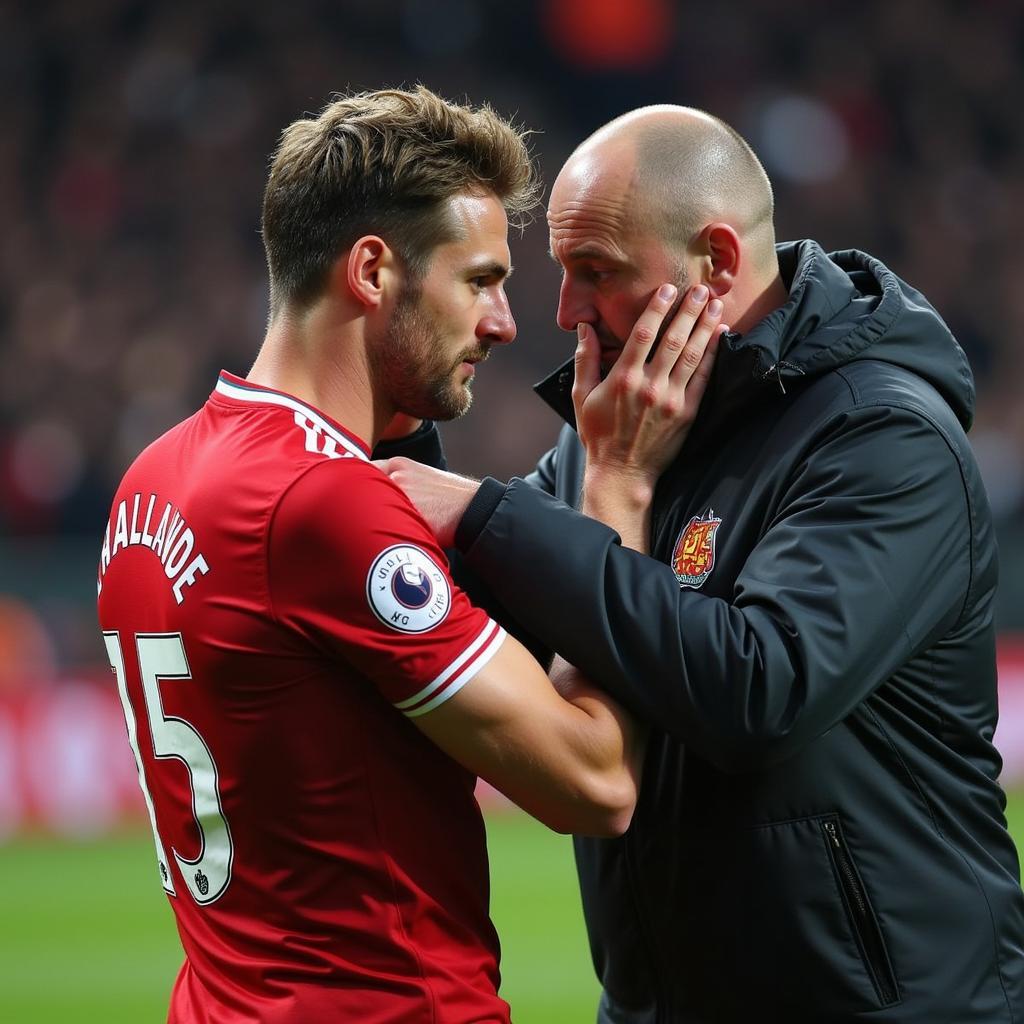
[{"x1": 2, "y1": 2, "x2": 1024, "y2": 1020}]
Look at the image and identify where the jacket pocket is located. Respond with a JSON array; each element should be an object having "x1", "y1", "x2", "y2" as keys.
[
  {"x1": 821, "y1": 816, "x2": 899, "y2": 1006},
  {"x1": 675, "y1": 813, "x2": 903, "y2": 1019}
]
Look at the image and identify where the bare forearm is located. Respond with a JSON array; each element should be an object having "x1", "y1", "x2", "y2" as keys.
[
  {"x1": 549, "y1": 654, "x2": 646, "y2": 821},
  {"x1": 419, "y1": 639, "x2": 642, "y2": 836}
]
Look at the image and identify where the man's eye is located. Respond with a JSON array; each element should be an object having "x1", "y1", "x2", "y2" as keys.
[{"x1": 470, "y1": 276, "x2": 489, "y2": 289}]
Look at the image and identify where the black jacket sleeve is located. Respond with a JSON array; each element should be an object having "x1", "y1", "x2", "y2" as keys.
[
  {"x1": 456, "y1": 406, "x2": 975, "y2": 772},
  {"x1": 449, "y1": 446, "x2": 562, "y2": 668},
  {"x1": 454, "y1": 442, "x2": 560, "y2": 549}
]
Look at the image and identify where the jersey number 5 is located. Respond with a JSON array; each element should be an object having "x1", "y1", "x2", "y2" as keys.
[{"x1": 103, "y1": 631, "x2": 233, "y2": 905}]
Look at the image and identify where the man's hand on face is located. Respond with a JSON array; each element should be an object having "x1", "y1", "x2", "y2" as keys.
[
  {"x1": 573, "y1": 283, "x2": 726, "y2": 503},
  {"x1": 377, "y1": 458, "x2": 480, "y2": 549}
]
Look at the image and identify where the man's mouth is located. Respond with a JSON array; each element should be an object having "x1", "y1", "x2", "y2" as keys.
[{"x1": 457, "y1": 348, "x2": 490, "y2": 373}]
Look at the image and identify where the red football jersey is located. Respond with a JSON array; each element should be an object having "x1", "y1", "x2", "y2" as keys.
[{"x1": 96, "y1": 371, "x2": 511, "y2": 1023}]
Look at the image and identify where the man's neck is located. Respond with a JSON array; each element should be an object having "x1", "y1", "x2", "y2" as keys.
[
  {"x1": 247, "y1": 305, "x2": 387, "y2": 448},
  {"x1": 731, "y1": 271, "x2": 789, "y2": 336}
]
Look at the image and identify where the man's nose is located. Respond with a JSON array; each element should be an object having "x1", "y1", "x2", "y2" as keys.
[
  {"x1": 479, "y1": 291, "x2": 516, "y2": 345},
  {"x1": 556, "y1": 278, "x2": 594, "y2": 333}
]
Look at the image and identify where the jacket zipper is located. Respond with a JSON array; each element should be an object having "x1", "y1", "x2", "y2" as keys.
[{"x1": 822, "y1": 820, "x2": 898, "y2": 1005}]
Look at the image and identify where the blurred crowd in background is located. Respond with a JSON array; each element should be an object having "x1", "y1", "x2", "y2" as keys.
[{"x1": 2, "y1": 0, "x2": 1023, "y2": 689}]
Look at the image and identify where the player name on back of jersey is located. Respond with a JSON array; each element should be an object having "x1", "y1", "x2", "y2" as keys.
[{"x1": 97, "y1": 492, "x2": 210, "y2": 604}]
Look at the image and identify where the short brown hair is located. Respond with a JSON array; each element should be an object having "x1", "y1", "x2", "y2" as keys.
[{"x1": 261, "y1": 85, "x2": 540, "y2": 316}]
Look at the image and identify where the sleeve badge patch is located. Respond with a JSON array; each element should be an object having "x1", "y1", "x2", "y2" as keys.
[
  {"x1": 366, "y1": 544, "x2": 452, "y2": 633},
  {"x1": 671, "y1": 510, "x2": 722, "y2": 589}
]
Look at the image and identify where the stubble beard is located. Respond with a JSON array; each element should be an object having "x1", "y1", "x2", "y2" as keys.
[{"x1": 373, "y1": 284, "x2": 482, "y2": 422}]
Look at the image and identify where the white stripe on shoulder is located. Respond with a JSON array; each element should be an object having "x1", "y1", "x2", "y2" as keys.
[
  {"x1": 394, "y1": 618, "x2": 500, "y2": 710},
  {"x1": 215, "y1": 376, "x2": 368, "y2": 462},
  {"x1": 398, "y1": 620, "x2": 507, "y2": 718}
]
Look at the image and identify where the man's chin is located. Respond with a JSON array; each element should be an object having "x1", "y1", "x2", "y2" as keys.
[
  {"x1": 452, "y1": 381, "x2": 474, "y2": 418},
  {"x1": 417, "y1": 383, "x2": 473, "y2": 423}
]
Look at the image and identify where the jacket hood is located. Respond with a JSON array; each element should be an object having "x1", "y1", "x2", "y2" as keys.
[{"x1": 535, "y1": 240, "x2": 975, "y2": 433}]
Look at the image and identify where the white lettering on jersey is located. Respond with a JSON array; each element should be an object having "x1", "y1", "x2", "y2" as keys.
[
  {"x1": 97, "y1": 493, "x2": 210, "y2": 604},
  {"x1": 151, "y1": 502, "x2": 172, "y2": 559},
  {"x1": 161, "y1": 512, "x2": 185, "y2": 566},
  {"x1": 366, "y1": 544, "x2": 451, "y2": 634},
  {"x1": 129, "y1": 493, "x2": 143, "y2": 545},
  {"x1": 140, "y1": 493, "x2": 157, "y2": 546},
  {"x1": 100, "y1": 518, "x2": 112, "y2": 573},
  {"x1": 112, "y1": 498, "x2": 129, "y2": 556},
  {"x1": 164, "y1": 527, "x2": 194, "y2": 576},
  {"x1": 295, "y1": 412, "x2": 344, "y2": 459}
]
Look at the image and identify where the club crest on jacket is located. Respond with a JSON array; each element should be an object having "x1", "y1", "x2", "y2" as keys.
[{"x1": 672, "y1": 510, "x2": 722, "y2": 589}]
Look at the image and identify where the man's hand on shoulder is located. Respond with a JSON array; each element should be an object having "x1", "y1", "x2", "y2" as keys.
[{"x1": 377, "y1": 458, "x2": 480, "y2": 548}]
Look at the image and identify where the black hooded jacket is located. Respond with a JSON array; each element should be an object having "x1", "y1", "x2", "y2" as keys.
[{"x1": 382, "y1": 241, "x2": 1024, "y2": 1022}]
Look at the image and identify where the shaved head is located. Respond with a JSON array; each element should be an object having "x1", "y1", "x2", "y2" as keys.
[
  {"x1": 564, "y1": 106, "x2": 777, "y2": 275},
  {"x1": 548, "y1": 104, "x2": 785, "y2": 348}
]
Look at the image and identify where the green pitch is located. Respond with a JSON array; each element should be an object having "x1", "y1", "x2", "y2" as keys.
[
  {"x1": 3, "y1": 798, "x2": 1024, "y2": 1023},
  {"x1": 0, "y1": 813, "x2": 596, "y2": 1024}
]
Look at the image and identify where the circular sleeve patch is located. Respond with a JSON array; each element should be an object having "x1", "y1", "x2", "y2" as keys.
[{"x1": 365, "y1": 544, "x2": 452, "y2": 633}]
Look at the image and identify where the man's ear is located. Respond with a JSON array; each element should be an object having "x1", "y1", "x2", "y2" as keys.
[
  {"x1": 694, "y1": 222, "x2": 741, "y2": 297},
  {"x1": 342, "y1": 235, "x2": 401, "y2": 310}
]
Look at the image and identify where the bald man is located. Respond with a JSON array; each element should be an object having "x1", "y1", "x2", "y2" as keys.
[{"x1": 382, "y1": 107, "x2": 1024, "y2": 1022}]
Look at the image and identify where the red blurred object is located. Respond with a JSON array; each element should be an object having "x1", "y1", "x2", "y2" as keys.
[{"x1": 543, "y1": 0, "x2": 675, "y2": 71}]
